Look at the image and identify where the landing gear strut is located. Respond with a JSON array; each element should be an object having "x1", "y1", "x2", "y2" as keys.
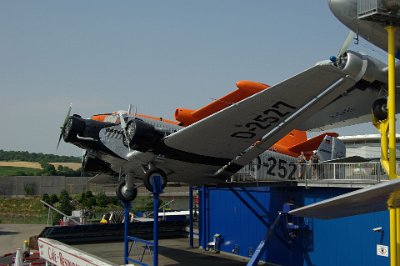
[
  {"x1": 116, "y1": 173, "x2": 138, "y2": 202},
  {"x1": 116, "y1": 169, "x2": 168, "y2": 202}
]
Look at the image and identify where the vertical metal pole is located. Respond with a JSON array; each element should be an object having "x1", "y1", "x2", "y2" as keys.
[
  {"x1": 397, "y1": 208, "x2": 400, "y2": 266},
  {"x1": 189, "y1": 186, "x2": 194, "y2": 248},
  {"x1": 198, "y1": 187, "x2": 204, "y2": 249},
  {"x1": 333, "y1": 163, "x2": 336, "y2": 180},
  {"x1": 387, "y1": 25, "x2": 397, "y2": 179},
  {"x1": 152, "y1": 175, "x2": 162, "y2": 266},
  {"x1": 386, "y1": 24, "x2": 398, "y2": 266},
  {"x1": 205, "y1": 186, "x2": 210, "y2": 249},
  {"x1": 124, "y1": 201, "x2": 130, "y2": 265},
  {"x1": 200, "y1": 186, "x2": 208, "y2": 250},
  {"x1": 153, "y1": 191, "x2": 159, "y2": 266}
]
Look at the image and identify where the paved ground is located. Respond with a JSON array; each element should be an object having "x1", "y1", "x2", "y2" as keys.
[
  {"x1": 0, "y1": 224, "x2": 252, "y2": 265},
  {"x1": 0, "y1": 224, "x2": 47, "y2": 255},
  {"x1": 74, "y1": 238, "x2": 249, "y2": 266}
]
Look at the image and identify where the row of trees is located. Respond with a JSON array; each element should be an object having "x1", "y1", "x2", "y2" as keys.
[
  {"x1": 41, "y1": 162, "x2": 83, "y2": 176},
  {"x1": 42, "y1": 190, "x2": 121, "y2": 224},
  {"x1": 41, "y1": 190, "x2": 157, "y2": 224},
  {"x1": 13, "y1": 162, "x2": 84, "y2": 177},
  {"x1": 0, "y1": 150, "x2": 80, "y2": 162}
]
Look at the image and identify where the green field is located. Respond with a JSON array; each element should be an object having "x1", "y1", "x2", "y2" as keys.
[{"x1": 0, "y1": 166, "x2": 43, "y2": 176}]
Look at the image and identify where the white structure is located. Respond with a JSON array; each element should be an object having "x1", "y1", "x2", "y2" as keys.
[
  {"x1": 38, "y1": 238, "x2": 119, "y2": 266},
  {"x1": 339, "y1": 134, "x2": 400, "y2": 159}
]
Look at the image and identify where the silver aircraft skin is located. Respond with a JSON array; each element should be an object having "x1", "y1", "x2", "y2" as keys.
[
  {"x1": 329, "y1": 0, "x2": 400, "y2": 58},
  {"x1": 60, "y1": 0, "x2": 399, "y2": 203}
]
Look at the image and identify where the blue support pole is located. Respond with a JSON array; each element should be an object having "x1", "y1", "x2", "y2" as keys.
[
  {"x1": 123, "y1": 175, "x2": 163, "y2": 266},
  {"x1": 189, "y1": 186, "x2": 194, "y2": 248},
  {"x1": 201, "y1": 186, "x2": 208, "y2": 250},
  {"x1": 123, "y1": 201, "x2": 131, "y2": 265},
  {"x1": 198, "y1": 187, "x2": 203, "y2": 249},
  {"x1": 152, "y1": 175, "x2": 163, "y2": 266}
]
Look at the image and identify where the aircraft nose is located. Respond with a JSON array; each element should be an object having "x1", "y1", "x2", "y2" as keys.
[{"x1": 328, "y1": 0, "x2": 356, "y2": 25}]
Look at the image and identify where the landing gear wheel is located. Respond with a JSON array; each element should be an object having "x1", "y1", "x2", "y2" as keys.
[
  {"x1": 116, "y1": 181, "x2": 138, "y2": 202},
  {"x1": 372, "y1": 98, "x2": 388, "y2": 121},
  {"x1": 143, "y1": 169, "x2": 167, "y2": 192}
]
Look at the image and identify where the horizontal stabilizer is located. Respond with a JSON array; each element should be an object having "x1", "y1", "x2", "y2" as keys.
[
  {"x1": 289, "y1": 178, "x2": 400, "y2": 219},
  {"x1": 321, "y1": 155, "x2": 371, "y2": 163}
]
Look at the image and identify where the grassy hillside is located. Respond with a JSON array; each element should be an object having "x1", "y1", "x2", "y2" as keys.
[
  {"x1": 0, "y1": 195, "x2": 156, "y2": 224},
  {"x1": 0, "y1": 161, "x2": 83, "y2": 177},
  {"x1": 0, "y1": 166, "x2": 43, "y2": 176},
  {"x1": 0, "y1": 197, "x2": 48, "y2": 224},
  {"x1": 0, "y1": 150, "x2": 82, "y2": 176}
]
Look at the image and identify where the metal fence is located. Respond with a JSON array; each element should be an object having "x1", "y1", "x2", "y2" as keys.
[
  {"x1": 0, "y1": 176, "x2": 93, "y2": 196},
  {"x1": 296, "y1": 162, "x2": 389, "y2": 182},
  {"x1": 233, "y1": 151, "x2": 400, "y2": 184}
]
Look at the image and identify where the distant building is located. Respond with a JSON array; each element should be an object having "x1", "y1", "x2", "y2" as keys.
[{"x1": 339, "y1": 134, "x2": 400, "y2": 159}]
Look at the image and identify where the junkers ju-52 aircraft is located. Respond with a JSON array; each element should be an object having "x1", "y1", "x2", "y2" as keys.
[{"x1": 58, "y1": 36, "x2": 396, "y2": 203}]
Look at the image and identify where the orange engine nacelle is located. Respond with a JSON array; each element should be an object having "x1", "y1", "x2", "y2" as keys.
[{"x1": 175, "y1": 80, "x2": 269, "y2": 126}]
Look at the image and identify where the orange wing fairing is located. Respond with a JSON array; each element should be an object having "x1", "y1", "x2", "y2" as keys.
[
  {"x1": 175, "y1": 80, "x2": 269, "y2": 126},
  {"x1": 91, "y1": 114, "x2": 112, "y2": 122},
  {"x1": 135, "y1": 114, "x2": 180, "y2": 125},
  {"x1": 91, "y1": 113, "x2": 179, "y2": 125}
]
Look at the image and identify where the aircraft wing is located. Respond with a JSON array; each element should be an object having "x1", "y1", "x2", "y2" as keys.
[
  {"x1": 289, "y1": 178, "x2": 400, "y2": 219},
  {"x1": 88, "y1": 174, "x2": 120, "y2": 184},
  {"x1": 164, "y1": 60, "x2": 360, "y2": 169},
  {"x1": 321, "y1": 155, "x2": 371, "y2": 163}
]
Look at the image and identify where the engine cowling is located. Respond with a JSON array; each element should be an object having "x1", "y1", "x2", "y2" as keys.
[
  {"x1": 82, "y1": 151, "x2": 116, "y2": 175},
  {"x1": 63, "y1": 115, "x2": 86, "y2": 143},
  {"x1": 125, "y1": 119, "x2": 164, "y2": 152},
  {"x1": 336, "y1": 50, "x2": 387, "y2": 84},
  {"x1": 63, "y1": 114, "x2": 117, "y2": 152}
]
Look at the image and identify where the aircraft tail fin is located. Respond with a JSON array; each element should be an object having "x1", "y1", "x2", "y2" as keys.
[
  {"x1": 316, "y1": 135, "x2": 346, "y2": 161},
  {"x1": 175, "y1": 80, "x2": 269, "y2": 126},
  {"x1": 285, "y1": 133, "x2": 345, "y2": 161},
  {"x1": 289, "y1": 132, "x2": 338, "y2": 154}
]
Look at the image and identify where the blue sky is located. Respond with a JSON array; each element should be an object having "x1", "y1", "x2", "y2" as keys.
[{"x1": 0, "y1": 1, "x2": 390, "y2": 156}]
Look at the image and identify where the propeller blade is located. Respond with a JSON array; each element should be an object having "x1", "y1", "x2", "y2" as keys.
[
  {"x1": 119, "y1": 113, "x2": 131, "y2": 151},
  {"x1": 57, "y1": 103, "x2": 72, "y2": 150},
  {"x1": 56, "y1": 134, "x2": 63, "y2": 150},
  {"x1": 338, "y1": 31, "x2": 355, "y2": 58},
  {"x1": 119, "y1": 112, "x2": 127, "y2": 129}
]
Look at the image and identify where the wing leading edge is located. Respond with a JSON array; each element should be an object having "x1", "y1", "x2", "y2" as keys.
[{"x1": 289, "y1": 178, "x2": 400, "y2": 219}]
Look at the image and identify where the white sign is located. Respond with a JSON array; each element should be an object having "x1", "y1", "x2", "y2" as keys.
[
  {"x1": 38, "y1": 238, "x2": 116, "y2": 266},
  {"x1": 377, "y1": 244, "x2": 389, "y2": 257}
]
